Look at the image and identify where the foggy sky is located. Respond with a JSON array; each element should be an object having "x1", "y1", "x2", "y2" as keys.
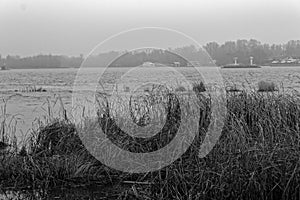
[{"x1": 0, "y1": 0, "x2": 300, "y2": 56}]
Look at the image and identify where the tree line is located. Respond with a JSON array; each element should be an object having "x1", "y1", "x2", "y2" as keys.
[
  {"x1": 0, "y1": 54, "x2": 84, "y2": 69},
  {"x1": 1, "y1": 39, "x2": 299, "y2": 68},
  {"x1": 204, "y1": 39, "x2": 300, "y2": 66}
]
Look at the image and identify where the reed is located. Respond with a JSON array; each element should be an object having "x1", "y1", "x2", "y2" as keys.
[{"x1": 1, "y1": 88, "x2": 300, "y2": 199}]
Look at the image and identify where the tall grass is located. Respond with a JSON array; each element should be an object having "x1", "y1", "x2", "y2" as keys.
[
  {"x1": 0, "y1": 99, "x2": 24, "y2": 153},
  {"x1": 1, "y1": 88, "x2": 300, "y2": 199}
]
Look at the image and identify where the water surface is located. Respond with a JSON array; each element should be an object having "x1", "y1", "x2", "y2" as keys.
[{"x1": 1, "y1": 66, "x2": 300, "y2": 139}]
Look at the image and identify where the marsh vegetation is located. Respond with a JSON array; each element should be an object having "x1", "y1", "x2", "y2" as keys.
[{"x1": 1, "y1": 83, "x2": 300, "y2": 199}]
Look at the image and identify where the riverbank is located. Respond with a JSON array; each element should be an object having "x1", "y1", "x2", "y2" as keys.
[{"x1": 1, "y1": 90, "x2": 300, "y2": 199}]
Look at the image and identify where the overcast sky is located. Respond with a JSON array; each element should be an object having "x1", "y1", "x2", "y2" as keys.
[{"x1": 0, "y1": 0, "x2": 300, "y2": 56}]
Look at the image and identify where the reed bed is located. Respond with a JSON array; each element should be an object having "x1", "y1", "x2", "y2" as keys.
[{"x1": 1, "y1": 88, "x2": 300, "y2": 199}]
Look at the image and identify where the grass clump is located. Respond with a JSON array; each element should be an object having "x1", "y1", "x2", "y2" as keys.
[
  {"x1": 30, "y1": 120, "x2": 82, "y2": 156},
  {"x1": 15, "y1": 85, "x2": 47, "y2": 93},
  {"x1": 0, "y1": 118, "x2": 119, "y2": 191},
  {"x1": 192, "y1": 81, "x2": 206, "y2": 93},
  {"x1": 258, "y1": 81, "x2": 277, "y2": 92}
]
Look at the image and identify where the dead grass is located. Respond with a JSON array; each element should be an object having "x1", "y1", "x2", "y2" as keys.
[{"x1": 1, "y1": 89, "x2": 300, "y2": 199}]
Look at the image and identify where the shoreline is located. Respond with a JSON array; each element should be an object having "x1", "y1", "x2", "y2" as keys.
[{"x1": 1, "y1": 90, "x2": 300, "y2": 199}]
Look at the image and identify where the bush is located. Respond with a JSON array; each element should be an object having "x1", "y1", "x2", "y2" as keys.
[{"x1": 258, "y1": 81, "x2": 277, "y2": 92}]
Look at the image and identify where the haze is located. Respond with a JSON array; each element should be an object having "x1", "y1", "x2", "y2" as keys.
[{"x1": 0, "y1": 0, "x2": 300, "y2": 56}]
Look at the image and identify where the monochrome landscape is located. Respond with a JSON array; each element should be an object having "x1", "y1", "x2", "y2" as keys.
[{"x1": 1, "y1": 0, "x2": 300, "y2": 199}]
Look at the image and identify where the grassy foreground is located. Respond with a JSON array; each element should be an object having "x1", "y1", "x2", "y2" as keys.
[{"x1": 1, "y1": 90, "x2": 300, "y2": 199}]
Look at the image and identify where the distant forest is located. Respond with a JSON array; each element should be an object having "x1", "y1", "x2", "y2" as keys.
[
  {"x1": 1, "y1": 39, "x2": 300, "y2": 68},
  {"x1": 205, "y1": 39, "x2": 300, "y2": 66}
]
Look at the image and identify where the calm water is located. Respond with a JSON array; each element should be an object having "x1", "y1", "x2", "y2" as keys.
[{"x1": 1, "y1": 66, "x2": 300, "y2": 139}]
